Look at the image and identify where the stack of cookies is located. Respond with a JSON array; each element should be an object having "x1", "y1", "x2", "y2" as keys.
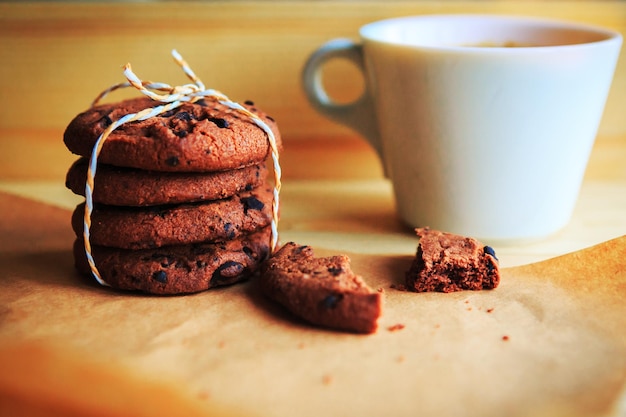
[{"x1": 63, "y1": 96, "x2": 281, "y2": 294}]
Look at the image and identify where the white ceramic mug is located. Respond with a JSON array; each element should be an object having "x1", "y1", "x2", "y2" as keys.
[{"x1": 302, "y1": 15, "x2": 622, "y2": 243}]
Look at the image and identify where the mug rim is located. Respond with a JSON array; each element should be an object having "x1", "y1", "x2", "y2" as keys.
[{"x1": 359, "y1": 14, "x2": 623, "y2": 51}]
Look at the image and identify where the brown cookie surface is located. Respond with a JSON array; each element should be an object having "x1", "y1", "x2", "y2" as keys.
[
  {"x1": 405, "y1": 227, "x2": 500, "y2": 293},
  {"x1": 66, "y1": 157, "x2": 267, "y2": 206},
  {"x1": 63, "y1": 97, "x2": 281, "y2": 172},
  {"x1": 259, "y1": 242, "x2": 382, "y2": 334},
  {"x1": 72, "y1": 186, "x2": 274, "y2": 249},
  {"x1": 74, "y1": 227, "x2": 271, "y2": 295}
]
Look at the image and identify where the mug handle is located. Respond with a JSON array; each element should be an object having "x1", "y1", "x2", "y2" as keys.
[{"x1": 302, "y1": 38, "x2": 383, "y2": 161}]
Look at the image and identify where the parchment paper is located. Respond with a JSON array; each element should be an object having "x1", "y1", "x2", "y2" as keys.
[{"x1": 1, "y1": 192, "x2": 625, "y2": 417}]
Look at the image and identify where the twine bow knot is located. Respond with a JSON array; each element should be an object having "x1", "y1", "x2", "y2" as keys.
[{"x1": 83, "y1": 50, "x2": 281, "y2": 287}]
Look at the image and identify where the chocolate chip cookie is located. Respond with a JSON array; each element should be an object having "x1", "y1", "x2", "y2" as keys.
[
  {"x1": 73, "y1": 186, "x2": 274, "y2": 249},
  {"x1": 259, "y1": 242, "x2": 383, "y2": 334},
  {"x1": 405, "y1": 227, "x2": 500, "y2": 293},
  {"x1": 63, "y1": 97, "x2": 281, "y2": 172},
  {"x1": 74, "y1": 227, "x2": 271, "y2": 295},
  {"x1": 66, "y1": 157, "x2": 267, "y2": 206}
]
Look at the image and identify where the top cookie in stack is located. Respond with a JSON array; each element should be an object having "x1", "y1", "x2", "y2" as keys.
[{"x1": 64, "y1": 96, "x2": 281, "y2": 295}]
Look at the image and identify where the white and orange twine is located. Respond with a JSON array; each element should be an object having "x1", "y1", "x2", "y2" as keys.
[{"x1": 83, "y1": 50, "x2": 281, "y2": 286}]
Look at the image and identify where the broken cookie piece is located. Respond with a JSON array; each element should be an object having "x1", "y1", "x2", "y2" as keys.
[
  {"x1": 260, "y1": 242, "x2": 383, "y2": 334},
  {"x1": 405, "y1": 227, "x2": 500, "y2": 293}
]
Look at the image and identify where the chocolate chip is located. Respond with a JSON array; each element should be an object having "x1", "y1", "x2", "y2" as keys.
[
  {"x1": 321, "y1": 293, "x2": 343, "y2": 309},
  {"x1": 244, "y1": 100, "x2": 254, "y2": 106},
  {"x1": 224, "y1": 222, "x2": 236, "y2": 239},
  {"x1": 241, "y1": 196, "x2": 264, "y2": 214},
  {"x1": 484, "y1": 246, "x2": 498, "y2": 261},
  {"x1": 160, "y1": 109, "x2": 176, "y2": 118},
  {"x1": 218, "y1": 261, "x2": 244, "y2": 277},
  {"x1": 166, "y1": 156, "x2": 179, "y2": 167},
  {"x1": 208, "y1": 117, "x2": 229, "y2": 129},
  {"x1": 327, "y1": 266, "x2": 343, "y2": 276},
  {"x1": 174, "y1": 130, "x2": 188, "y2": 138},
  {"x1": 211, "y1": 261, "x2": 245, "y2": 286},
  {"x1": 195, "y1": 99, "x2": 207, "y2": 106},
  {"x1": 152, "y1": 270, "x2": 168, "y2": 283},
  {"x1": 294, "y1": 245, "x2": 308, "y2": 254},
  {"x1": 174, "y1": 111, "x2": 193, "y2": 121},
  {"x1": 100, "y1": 115, "x2": 113, "y2": 127}
]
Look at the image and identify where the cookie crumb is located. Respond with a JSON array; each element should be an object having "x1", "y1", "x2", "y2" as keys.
[
  {"x1": 322, "y1": 374, "x2": 333, "y2": 385},
  {"x1": 502, "y1": 335, "x2": 510, "y2": 341},
  {"x1": 197, "y1": 391, "x2": 211, "y2": 400},
  {"x1": 486, "y1": 308, "x2": 494, "y2": 313},
  {"x1": 390, "y1": 283, "x2": 407, "y2": 291},
  {"x1": 387, "y1": 323, "x2": 405, "y2": 332}
]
